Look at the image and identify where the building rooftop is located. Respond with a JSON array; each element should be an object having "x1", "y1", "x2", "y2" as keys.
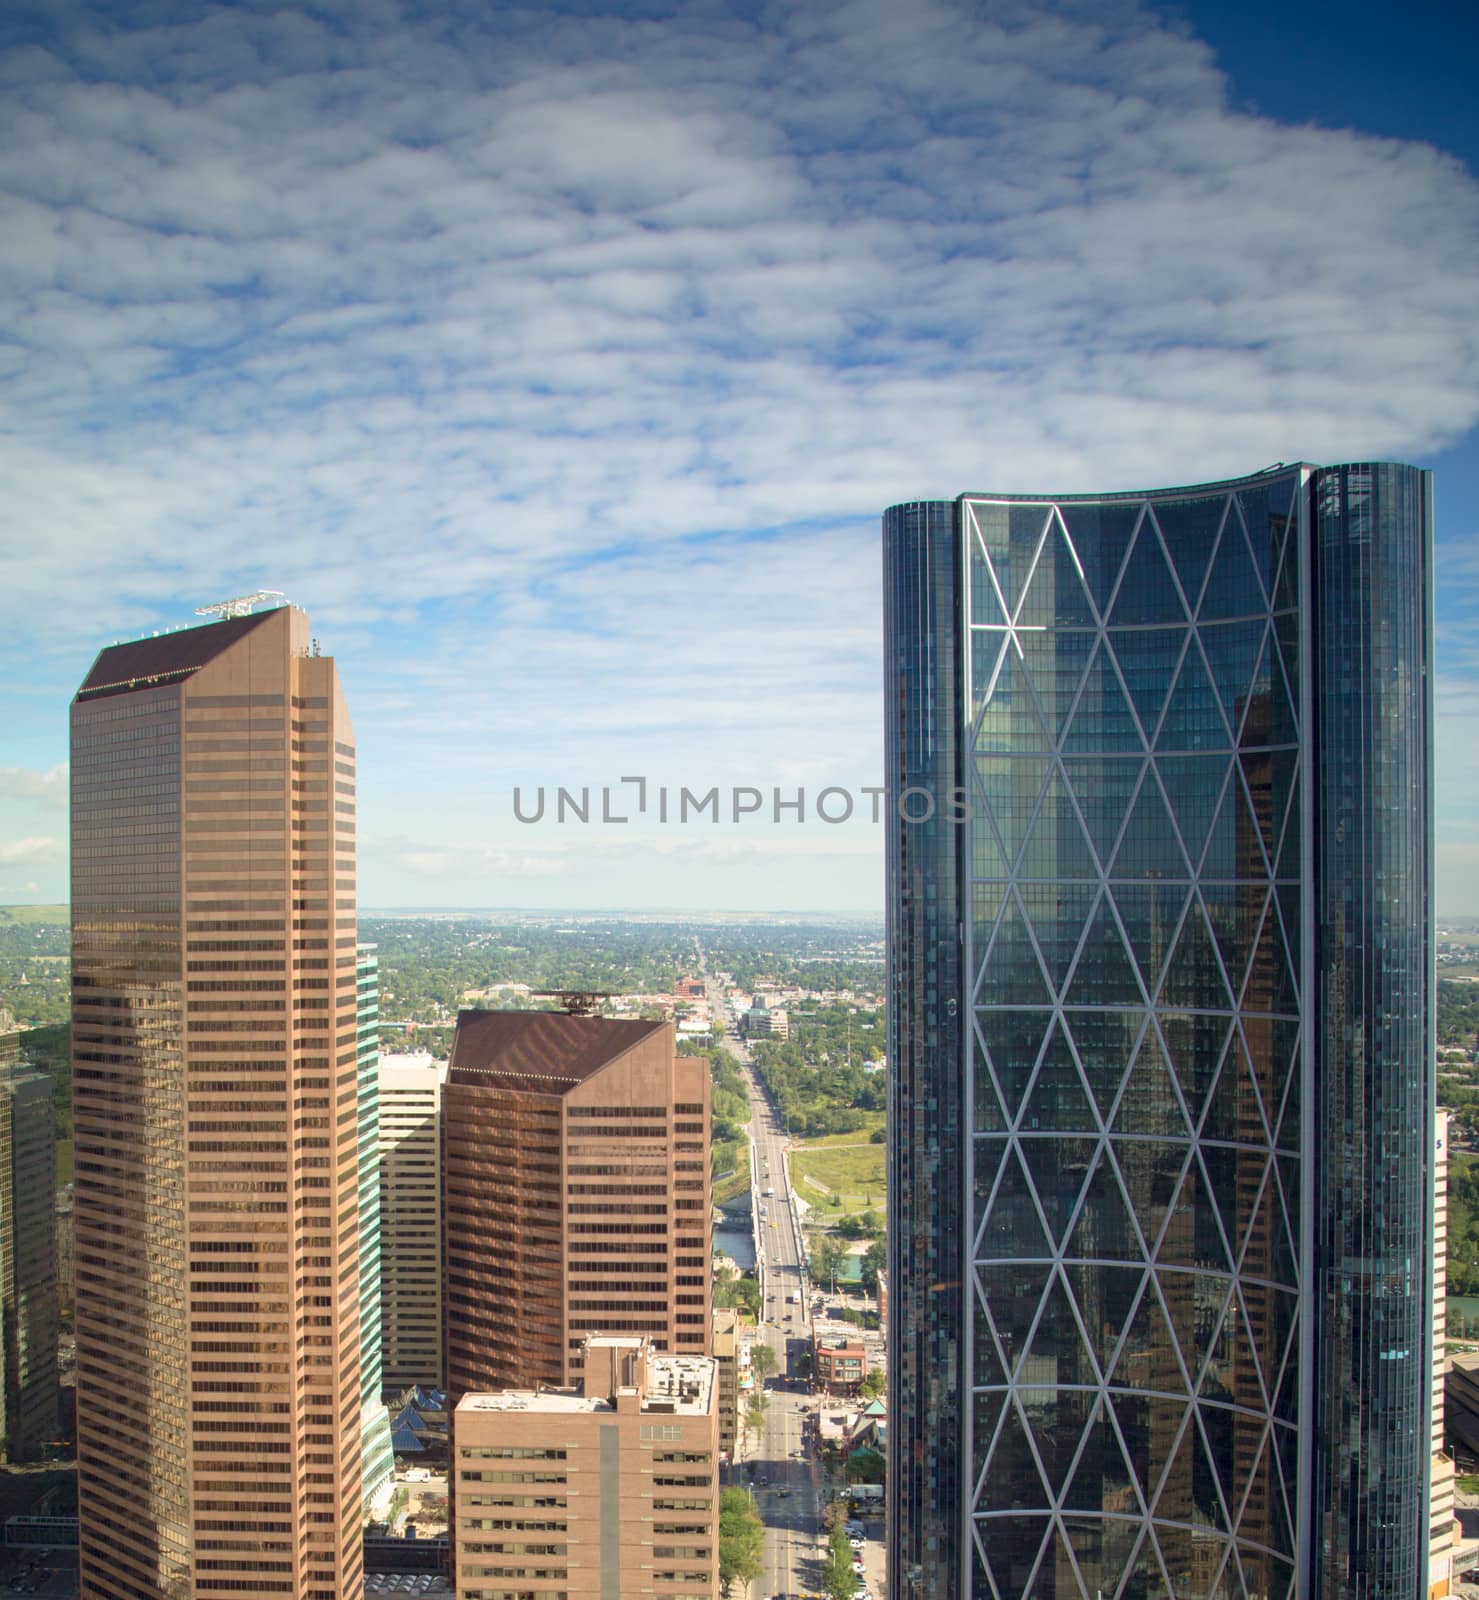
[
  {"x1": 75, "y1": 609, "x2": 282, "y2": 703},
  {"x1": 446, "y1": 1009, "x2": 666, "y2": 1096},
  {"x1": 457, "y1": 1353, "x2": 716, "y2": 1419}
]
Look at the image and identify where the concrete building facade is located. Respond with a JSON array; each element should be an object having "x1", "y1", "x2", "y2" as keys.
[
  {"x1": 711, "y1": 1306, "x2": 739, "y2": 1462},
  {"x1": 70, "y1": 605, "x2": 365, "y2": 1600},
  {"x1": 453, "y1": 1336, "x2": 719, "y2": 1599},
  {"x1": 442, "y1": 1010, "x2": 711, "y2": 1400},
  {"x1": 356, "y1": 947, "x2": 395, "y2": 1515},
  {"x1": 379, "y1": 1051, "x2": 448, "y2": 1389}
]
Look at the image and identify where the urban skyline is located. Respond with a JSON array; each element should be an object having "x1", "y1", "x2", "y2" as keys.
[
  {"x1": 884, "y1": 466, "x2": 1434, "y2": 1597},
  {"x1": 2, "y1": 0, "x2": 1479, "y2": 916}
]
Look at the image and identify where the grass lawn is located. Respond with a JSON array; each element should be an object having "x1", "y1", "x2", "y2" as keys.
[
  {"x1": 0, "y1": 905, "x2": 68, "y2": 925},
  {"x1": 56, "y1": 1139, "x2": 73, "y2": 1185},
  {"x1": 1460, "y1": 1474, "x2": 1479, "y2": 1495},
  {"x1": 790, "y1": 1142, "x2": 885, "y2": 1219},
  {"x1": 713, "y1": 1141, "x2": 751, "y2": 1207},
  {"x1": 800, "y1": 1113, "x2": 885, "y2": 1147}
]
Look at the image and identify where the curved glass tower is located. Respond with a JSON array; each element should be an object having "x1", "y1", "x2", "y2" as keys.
[{"x1": 884, "y1": 465, "x2": 1433, "y2": 1600}]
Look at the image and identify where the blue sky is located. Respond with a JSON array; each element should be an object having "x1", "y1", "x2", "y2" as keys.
[{"x1": 2, "y1": 0, "x2": 1478, "y2": 913}]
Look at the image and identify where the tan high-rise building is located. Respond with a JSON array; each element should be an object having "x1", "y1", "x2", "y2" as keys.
[
  {"x1": 379, "y1": 1051, "x2": 448, "y2": 1388},
  {"x1": 453, "y1": 1336, "x2": 719, "y2": 1599},
  {"x1": 442, "y1": 1009, "x2": 711, "y2": 1400},
  {"x1": 70, "y1": 605, "x2": 364, "y2": 1600}
]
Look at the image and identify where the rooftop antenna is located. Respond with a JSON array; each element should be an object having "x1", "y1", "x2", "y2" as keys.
[{"x1": 195, "y1": 590, "x2": 287, "y2": 621}]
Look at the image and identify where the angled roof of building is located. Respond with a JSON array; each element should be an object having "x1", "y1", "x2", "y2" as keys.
[
  {"x1": 75, "y1": 609, "x2": 281, "y2": 703},
  {"x1": 446, "y1": 1009, "x2": 666, "y2": 1095}
]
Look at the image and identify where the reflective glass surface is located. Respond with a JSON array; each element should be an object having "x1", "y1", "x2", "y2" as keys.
[
  {"x1": 887, "y1": 467, "x2": 1432, "y2": 1600},
  {"x1": 885, "y1": 502, "x2": 966, "y2": 1599},
  {"x1": 961, "y1": 483, "x2": 1302, "y2": 1599},
  {"x1": 1308, "y1": 464, "x2": 1433, "y2": 1599}
]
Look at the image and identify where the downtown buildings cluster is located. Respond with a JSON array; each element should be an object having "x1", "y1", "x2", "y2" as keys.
[
  {"x1": 54, "y1": 455, "x2": 1449, "y2": 1600},
  {"x1": 67, "y1": 604, "x2": 725, "y2": 1600}
]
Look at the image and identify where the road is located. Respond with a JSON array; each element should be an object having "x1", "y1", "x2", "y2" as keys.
[{"x1": 701, "y1": 951, "x2": 829, "y2": 1599}]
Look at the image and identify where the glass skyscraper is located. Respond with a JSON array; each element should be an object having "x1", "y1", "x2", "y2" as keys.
[{"x1": 884, "y1": 465, "x2": 1433, "y2": 1600}]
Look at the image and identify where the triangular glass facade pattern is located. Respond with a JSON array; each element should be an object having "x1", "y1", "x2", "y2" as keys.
[
  {"x1": 963, "y1": 486, "x2": 1301, "y2": 1598},
  {"x1": 886, "y1": 466, "x2": 1434, "y2": 1600}
]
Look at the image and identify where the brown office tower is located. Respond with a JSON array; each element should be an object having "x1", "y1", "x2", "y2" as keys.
[
  {"x1": 453, "y1": 1336, "x2": 720, "y2": 1599},
  {"x1": 443, "y1": 1010, "x2": 711, "y2": 1400},
  {"x1": 70, "y1": 604, "x2": 364, "y2": 1600}
]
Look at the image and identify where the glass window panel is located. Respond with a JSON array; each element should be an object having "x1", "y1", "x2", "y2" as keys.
[
  {"x1": 1113, "y1": 1139, "x2": 1190, "y2": 1259},
  {"x1": 1064, "y1": 1156, "x2": 1139, "y2": 1266},
  {"x1": 1111, "y1": 626, "x2": 1185, "y2": 740},
  {"x1": 1156, "y1": 635, "x2": 1230, "y2": 753},
  {"x1": 1065, "y1": 1009, "x2": 1146, "y2": 1124},
  {"x1": 1110, "y1": 1027, "x2": 1189, "y2": 1139},
  {"x1": 979, "y1": 1403, "x2": 1050, "y2": 1514},
  {"x1": 1151, "y1": 496, "x2": 1228, "y2": 612},
  {"x1": 1199, "y1": 509, "x2": 1264, "y2": 621},
  {"x1": 1018, "y1": 1386, "x2": 1097, "y2": 1503},
  {"x1": 1021, "y1": 1272, "x2": 1099, "y2": 1390},
  {"x1": 977, "y1": 1009, "x2": 1053, "y2": 1122},
  {"x1": 1064, "y1": 893, "x2": 1145, "y2": 1008},
  {"x1": 1111, "y1": 769, "x2": 1189, "y2": 880},
  {"x1": 973, "y1": 637, "x2": 1048, "y2": 754},
  {"x1": 1160, "y1": 896, "x2": 1235, "y2": 1010},
  {"x1": 1064, "y1": 756, "x2": 1144, "y2": 869},
  {"x1": 977, "y1": 892, "x2": 1053, "y2": 1008},
  {"x1": 1020, "y1": 1021, "x2": 1097, "y2": 1133},
  {"x1": 1062, "y1": 642, "x2": 1142, "y2": 754},
  {"x1": 1058, "y1": 501, "x2": 1142, "y2": 617},
  {"x1": 974, "y1": 755, "x2": 1050, "y2": 867},
  {"x1": 1017, "y1": 885, "x2": 1097, "y2": 997},
  {"x1": 1018, "y1": 771, "x2": 1099, "y2": 882},
  {"x1": 1109, "y1": 518, "x2": 1187, "y2": 627},
  {"x1": 1109, "y1": 1390, "x2": 1189, "y2": 1502},
  {"x1": 1018, "y1": 629, "x2": 1094, "y2": 743},
  {"x1": 978, "y1": 1156, "x2": 1054, "y2": 1265},
  {"x1": 1032, "y1": 509, "x2": 1100, "y2": 628},
  {"x1": 1019, "y1": 1135, "x2": 1097, "y2": 1246}
]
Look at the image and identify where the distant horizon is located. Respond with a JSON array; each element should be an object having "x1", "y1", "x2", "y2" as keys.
[{"x1": 0, "y1": 900, "x2": 885, "y2": 925}]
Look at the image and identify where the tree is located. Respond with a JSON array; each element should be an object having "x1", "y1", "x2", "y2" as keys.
[
  {"x1": 859, "y1": 1239, "x2": 887, "y2": 1295},
  {"x1": 858, "y1": 1368, "x2": 886, "y2": 1402},
  {"x1": 846, "y1": 1446, "x2": 886, "y2": 1484},
  {"x1": 718, "y1": 1487, "x2": 764, "y2": 1598},
  {"x1": 810, "y1": 1231, "x2": 846, "y2": 1292},
  {"x1": 749, "y1": 1342, "x2": 778, "y2": 1384},
  {"x1": 824, "y1": 1519, "x2": 857, "y2": 1600}
]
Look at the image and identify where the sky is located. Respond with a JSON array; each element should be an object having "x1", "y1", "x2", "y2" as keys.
[{"x1": 2, "y1": 0, "x2": 1478, "y2": 914}]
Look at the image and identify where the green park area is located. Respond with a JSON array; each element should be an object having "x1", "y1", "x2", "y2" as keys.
[{"x1": 791, "y1": 1139, "x2": 886, "y2": 1221}]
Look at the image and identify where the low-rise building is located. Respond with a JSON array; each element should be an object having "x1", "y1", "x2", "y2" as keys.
[
  {"x1": 814, "y1": 1333, "x2": 867, "y2": 1396},
  {"x1": 453, "y1": 1337, "x2": 719, "y2": 1598}
]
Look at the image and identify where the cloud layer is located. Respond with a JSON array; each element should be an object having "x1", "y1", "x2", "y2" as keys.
[{"x1": 2, "y1": 0, "x2": 1478, "y2": 906}]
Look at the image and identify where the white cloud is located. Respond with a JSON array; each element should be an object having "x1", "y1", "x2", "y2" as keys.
[
  {"x1": 0, "y1": 836, "x2": 63, "y2": 867},
  {"x1": 0, "y1": 765, "x2": 67, "y2": 810},
  {"x1": 1, "y1": 0, "x2": 1477, "y2": 905}
]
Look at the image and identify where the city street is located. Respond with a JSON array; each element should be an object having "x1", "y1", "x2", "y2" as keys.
[{"x1": 704, "y1": 962, "x2": 833, "y2": 1599}]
